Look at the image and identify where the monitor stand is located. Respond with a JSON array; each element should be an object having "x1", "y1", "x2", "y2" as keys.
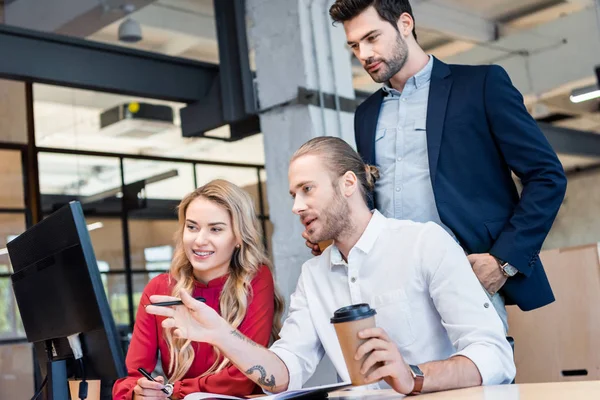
[{"x1": 45, "y1": 358, "x2": 70, "y2": 400}]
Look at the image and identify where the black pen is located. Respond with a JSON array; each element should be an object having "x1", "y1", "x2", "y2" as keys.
[
  {"x1": 137, "y1": 367, "x2": 171, "y2": 395},
  {"x1": 150, "y1": 296, "x2": 206, "y2": 307}
]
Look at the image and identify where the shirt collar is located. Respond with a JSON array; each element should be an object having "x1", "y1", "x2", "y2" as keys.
[
  {"x1": 192, "y1": 273, "x2": 229, "y2": 288},
  {"x1": 329, "y1": 210, "x2": 386, "y2": 268},
  {"x1": 329, "y1": 245, "x2": 347, "y2": 267},
  {"x1": 381, "y1": 82, "x2": 401, "y2": 97},
  {"x1": 382, "y1": 55, "x2": 433, "y2": 95}
]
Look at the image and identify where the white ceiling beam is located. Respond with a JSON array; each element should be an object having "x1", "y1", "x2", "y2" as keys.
[
  {"x1": 428, "y1": 40, "x2": 477, "y2": 60},
  {"x1": 446, "y1": 6, "x2": 600, "y2": 98},
  {"x1": 132, "y1": 2, "x2": 216, "y2": 40},
  {"x1": 158, "y1": 35, "x2": 203, "y2": 56},
  {"x1": 137, "y1": 0, "x2": 497, "y2": 52},
  {"x1": 500, "y1": 0, "x2": 590, "y2": 35},
  {"x1": 566, "y1": 0, "x2": 595, "y2": 5},
  {"x1": 412, "y1": 0, "x2": 497, "y2": 43}
]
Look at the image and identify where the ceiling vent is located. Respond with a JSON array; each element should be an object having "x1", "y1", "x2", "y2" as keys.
[{"x1": 100, "y1": 102, "x2": 174, "y2": 138}]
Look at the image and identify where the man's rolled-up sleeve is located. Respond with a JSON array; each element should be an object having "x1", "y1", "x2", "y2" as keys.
[
  {"x1": 422, "y1": 223, "x2": 516, "y2": 385},
  {"x1": 269, "y1": 268, "x2": 325, "y2": 391}
]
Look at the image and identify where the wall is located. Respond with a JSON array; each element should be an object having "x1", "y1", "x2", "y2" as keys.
[
  {"x1": 544, "y1": 170, "x2": 600, "y2": 250},
  {"x1": 0, "y1": 79, "x2": 28, "y2": 144},
  {"x1": 0, "y1": 343, "x2": 34, "y2": 399},
  {"x1": 0, "y1": 150, "x2": 25, "y2": 208}
]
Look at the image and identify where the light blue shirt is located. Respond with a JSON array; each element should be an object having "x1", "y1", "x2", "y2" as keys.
[{"x1": 374, "y1": 56, "x2": 455, "y2": 238}]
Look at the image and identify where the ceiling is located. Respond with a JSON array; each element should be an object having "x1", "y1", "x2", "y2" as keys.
[
  {"x1": 439, "y1": 0, "x2": 563, "y2": 19},
  {"x1": 4, "y1": 0, "x2": 600, "y2": 195},
  {"x1": 88, "y1": 0, "x2": 220, "y2": 63}
]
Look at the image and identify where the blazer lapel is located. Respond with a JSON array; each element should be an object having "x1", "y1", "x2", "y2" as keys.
[
  {"x1": 359, "y1": 89, "x2": 384, "y2": 165},
  {"x1": 426, "y1": 58, "x2": 452, "y2": 186}
]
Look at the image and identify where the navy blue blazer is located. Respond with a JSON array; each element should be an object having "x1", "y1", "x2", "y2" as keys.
[{"x1": 354, "y1": 58, "x2": 567, "y2": 311}]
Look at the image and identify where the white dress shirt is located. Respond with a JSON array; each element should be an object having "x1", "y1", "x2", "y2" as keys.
[{"x1": 270, "y1": 211, "x2": 515, "y2": 390}]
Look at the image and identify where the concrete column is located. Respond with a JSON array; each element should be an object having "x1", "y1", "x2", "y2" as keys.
[{"x1": 247, "y1": 0, "x2": 355, "y2": 386}]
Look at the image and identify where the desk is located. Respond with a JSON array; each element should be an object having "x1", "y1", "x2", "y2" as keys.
[{"x1": 330, "y1": 381, "x2": 600, "y2": 400}]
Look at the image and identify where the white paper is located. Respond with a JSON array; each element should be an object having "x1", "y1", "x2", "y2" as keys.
[
  {"x1": 184, "y1": 393, "x2": 245, "y2": 400},
  {"x1": 184, "y1": 382, "x2": 351, "y2": 400}
]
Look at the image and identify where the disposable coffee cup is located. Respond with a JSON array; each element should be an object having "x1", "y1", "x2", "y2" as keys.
[
  {"x1": 330, "y1": 304, "x2": 377, "y2": 386},
  {"x1": 318, "y1": 240, "x2": 333, "y2": 252}
]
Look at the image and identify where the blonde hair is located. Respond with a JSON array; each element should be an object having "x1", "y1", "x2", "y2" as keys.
[
  {"x1": 292, "y1": 137, "x2": 380, "y2": 204},
  {"x1": 165, "y1": 179, "x2": 284, "y2": 382}
]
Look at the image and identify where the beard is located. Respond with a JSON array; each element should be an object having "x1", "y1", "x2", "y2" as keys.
[
  {"x1": 365, "y1": 31, "x2": 409, "y2": 83},
  {"x1": 305, "y1": 186, "x2": 352, "y2": 244}
]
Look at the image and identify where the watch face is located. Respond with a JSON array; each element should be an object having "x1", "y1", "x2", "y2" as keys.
[
  {"x1": 409, "y1": 364, "x2": 424, "y2": 377},
  {"x1": 164, "y1": 383, "x2": 174, "y2": 396},
  {"x1": 504, "y1": 264, "x2": 518, "y2": 277}
]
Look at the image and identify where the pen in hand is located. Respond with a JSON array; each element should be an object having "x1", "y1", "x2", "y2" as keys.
[
  {"x1": 137, "y1": 367, "x2": 172, "y2": 395},
  {"x1": 149, "y1": 296, "x2": 206, "y2": 307}
]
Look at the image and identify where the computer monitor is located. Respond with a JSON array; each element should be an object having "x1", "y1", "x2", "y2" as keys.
[{"x1": 7, "y1": 201, "x2": 126, "y2": 399}]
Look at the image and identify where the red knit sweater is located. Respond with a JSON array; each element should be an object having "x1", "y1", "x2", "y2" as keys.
[{"x1": 112, "y1": 266, "x2": 275, "y2": 400}]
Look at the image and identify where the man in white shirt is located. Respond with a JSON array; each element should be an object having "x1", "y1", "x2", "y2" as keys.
[{"x1": 146, "y1": 137, "x2": 515, "y2": 395}]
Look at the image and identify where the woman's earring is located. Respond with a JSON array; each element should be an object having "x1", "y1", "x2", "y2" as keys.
[{"x1": 236, "y1": 244, "x2": 241, "y2": 249}]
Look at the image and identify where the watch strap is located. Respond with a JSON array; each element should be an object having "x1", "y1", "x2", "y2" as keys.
[
  {"x1": 493, "y1": 256, "x2": 513, "y2": 277},
  {"x1": 408, "y1": 365, "x2": 424, "y2": 395}
]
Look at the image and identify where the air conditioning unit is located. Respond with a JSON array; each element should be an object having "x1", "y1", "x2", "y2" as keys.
[{"x1": 100, "y1": 102, "x2": 174, "y2": 138}]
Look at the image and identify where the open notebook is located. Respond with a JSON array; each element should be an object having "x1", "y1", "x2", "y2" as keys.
[{"x1": 184, "y1": 382, "x2": 352, "y2": 400}]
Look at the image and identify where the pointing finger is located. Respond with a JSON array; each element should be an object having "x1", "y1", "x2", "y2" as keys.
[{"x1": 145, "y1": 305, "x2": 174, "y2": 318}]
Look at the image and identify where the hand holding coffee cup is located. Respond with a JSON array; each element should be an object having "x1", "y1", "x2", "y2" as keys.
[
  {"x1": 331, "y1": 304, "x2": 416, "y2": 393},
  {"x1": 330, "y1": 304, "x2": 380, "y2": 386},
  {"x1": 355, "y1": 326, "x2": 417, "y2": 394}
]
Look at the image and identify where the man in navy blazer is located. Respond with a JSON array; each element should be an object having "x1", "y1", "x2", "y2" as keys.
[{"x1": 322, "y1": 0, "x2": 567, "y2": 316}]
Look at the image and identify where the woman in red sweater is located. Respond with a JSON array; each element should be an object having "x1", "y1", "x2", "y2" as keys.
[{"x1": 113, "y1": 179, "x2": 284, "y2": 399}]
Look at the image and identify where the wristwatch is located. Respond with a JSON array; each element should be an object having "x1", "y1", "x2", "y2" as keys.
[
  {"x1": 408, "y1": 364, "x2": 424, "y2": 395},
  {"x1": 494, "y1": 256, "x2": 518, "y2": 277},
  {"x1": 163, "y1": 383, "x2": 174, "y2": 397}
]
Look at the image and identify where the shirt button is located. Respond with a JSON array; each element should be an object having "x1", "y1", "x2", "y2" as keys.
[
  {"x1": 350, "y1": 277, "x2": 357, "y2": 283},
  {"x1": 402, "y1": 98, "x2": 407, "y2": 102},
  {"x1": 395, "y1": 187, "x2": 401, "y2": 192},
  {"x1": 397, "y1": 157, "x2": 402, "y2": 162},
  {"x1": 484, "y1": 303, "x2": 490, "y2": 309}
]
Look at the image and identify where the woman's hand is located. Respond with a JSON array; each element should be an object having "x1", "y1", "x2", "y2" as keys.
[{"x1": 132, "y1": 376, "x2": 169, "y2": 399}]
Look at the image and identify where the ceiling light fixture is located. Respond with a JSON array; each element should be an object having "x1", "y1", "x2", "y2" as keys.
[
  {"x1": 570, "y1": 84, "x2": 600, "y2": 103},
  {"x1": 118, "y1": 17, "x2": 142, "y2": 43},
  {"x1": 98, "y1": 1, "x2": 142, "y2": 40},
  {"x1": 87, "y1": 222, "x2": 105, "y2": 232},
  {"x1": 99, "y1": 1, "x2": 142, "y2": 43}
]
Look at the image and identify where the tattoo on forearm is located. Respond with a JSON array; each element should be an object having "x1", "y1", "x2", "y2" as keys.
[
  {"x1": 231, "y1": 331, "x2": 273, "y2": 389},
  {"x1": 246, "y1": 365, "x2": 276, "y2": 391},
  {"x1": 230, "y1": 330, "x2": 259, "y2": 347}
]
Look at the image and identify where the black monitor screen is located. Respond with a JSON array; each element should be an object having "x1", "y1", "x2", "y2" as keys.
[{"x1": 8, "y1": 201, "x2": 126, "y2": 385}]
